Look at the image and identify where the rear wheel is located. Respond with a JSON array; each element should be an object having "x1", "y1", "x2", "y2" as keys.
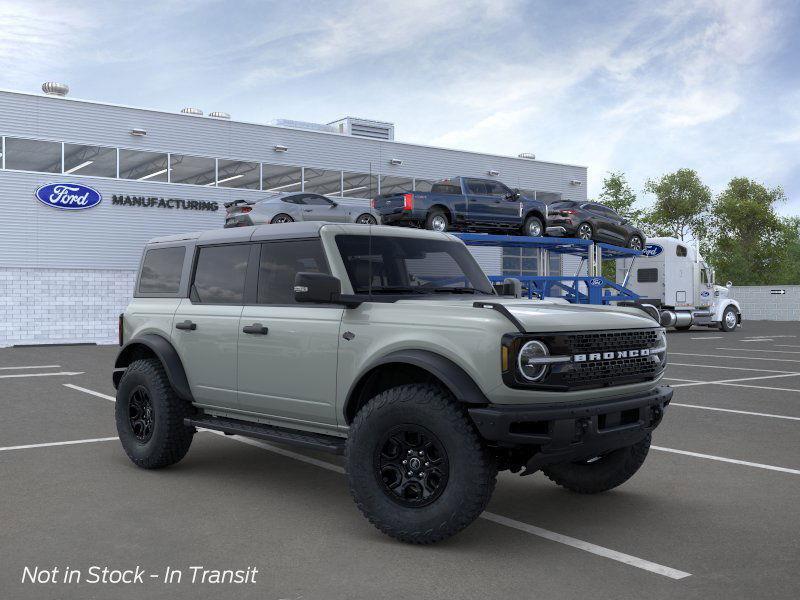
[
  {"x1": 115, "y1": 359, "x2": 194, "y2": 469},
  {"x1": 270, "y1": 213, "x2": 294, "y2": 224},
  {"x1": 720, "y1": 306, "x2": 738, "y2": 332},
  {"x1": 522, "y1": 215, "x2": 544, "y2": 237},
  {"x1": 576, "y1": 222, "x2": 593, "y2": 240},
  {"x1": 346, "y1": 384, "x2": 497, "y2": 544},
  {"x1": 542, "y1": 434, "x2": 651, "y2": 494},
  {"x1": 425, "y1": 209, "x2": 449, "y2": 232},
  {"x1": 356, "y1": 213, "x2": 377, "y2": 225}
]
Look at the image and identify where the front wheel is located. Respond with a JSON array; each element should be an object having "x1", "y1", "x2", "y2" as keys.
[
  {"x1": 628, "y1": 235, "x2": 644, "y2": 251},
  {"x1": 115, "y1": 359, "x2": 194, "y2": 469},
  {"x1": 542, "y1": 434, "x2": 651, "y2": 494},
  {"x1": 522, "y1": 215, "x2": 544, "y2": 237},
  {"x1": 720, "y1": 306, "x2": 738, "y2": 332},
  {"x1": 346, "y1": 384, "x2": 497, "y2": 544}
]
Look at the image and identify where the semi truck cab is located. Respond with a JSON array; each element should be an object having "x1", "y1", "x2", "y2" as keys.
[{"x1": 616, "y1": 236, "x2": 742, "y2": 332}]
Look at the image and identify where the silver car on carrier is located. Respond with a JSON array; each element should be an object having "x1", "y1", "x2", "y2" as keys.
[{"x1": 225, "y1": 192, "x2": 381, "y2": 228}]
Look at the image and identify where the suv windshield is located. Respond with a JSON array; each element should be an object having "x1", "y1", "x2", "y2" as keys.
[{"x1": 335, "y1": 235, "x2": 494, "y2": 295}]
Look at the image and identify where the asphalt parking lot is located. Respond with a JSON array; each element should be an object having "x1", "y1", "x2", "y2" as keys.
[{"x1": 2, "y1": 321, "x2": 799, "y2": 600}]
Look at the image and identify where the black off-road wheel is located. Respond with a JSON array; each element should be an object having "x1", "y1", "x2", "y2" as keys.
[
  {"x1": 346, "y1": 384, "x2": 497, "y2": 544},
  {"x1": 541, "y1": 434, "x2": 651, "y2": 494},
  {"x1": 115, "y1": 359, "x2": 195, "y2": 469}
]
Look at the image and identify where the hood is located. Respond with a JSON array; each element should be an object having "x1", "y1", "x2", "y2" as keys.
[
  {"x1": 396, "y1": 297, "x2": 658, "y2": 332},
  {"x1": 714, "y1": 285, "x2": 730, "y2": 298}
]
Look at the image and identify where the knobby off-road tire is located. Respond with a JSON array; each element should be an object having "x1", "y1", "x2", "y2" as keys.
[
  {"x1": 346, "y1": 384, "x2": 497, "y2": 544},
  {"x1": 542, "y1": 434, "x2": 651, "y2": 494},
  {"x1": 115, "y1": 358, "x2": 195, "y2": 469}
]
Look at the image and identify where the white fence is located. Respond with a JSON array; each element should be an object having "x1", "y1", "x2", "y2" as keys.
[{"x1": 730, "y1": 286, "x2": 800, "y2": 322}]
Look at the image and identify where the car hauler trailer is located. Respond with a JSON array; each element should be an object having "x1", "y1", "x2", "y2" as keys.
[{"x1": 615, "y1": 237, "x2": 742, "y2": 332}]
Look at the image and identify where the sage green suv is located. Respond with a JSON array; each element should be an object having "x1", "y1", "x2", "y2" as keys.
[{"x1": 113, "y1": 222, "x2": 672, "y2": 544}]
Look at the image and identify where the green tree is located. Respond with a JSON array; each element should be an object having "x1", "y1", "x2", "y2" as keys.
[
  {"x1": 642, "y1": 169, "x2": 711, "y2": 241},
  {"x1": 705, "y1": 177, "x2": 792, "y2": 285},
  {"x1": 598, "y1": 171, "x2": 643, "y2": 226}
]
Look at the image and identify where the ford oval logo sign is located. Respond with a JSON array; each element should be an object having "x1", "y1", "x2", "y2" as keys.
[
  {"x1": 35, "y1": 183, "x2": 102, "y2": 210},
  {"x1": 700, "y1": 290, "x2": 710, "y2": 297},
  {"x1": 642, "y1": 244, "x2": 663, "y2": 257},
  {"x1": 588, "y1": 277, "x2": 603, "y2": 287}
]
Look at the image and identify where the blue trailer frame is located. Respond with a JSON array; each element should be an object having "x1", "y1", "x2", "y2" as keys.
[{"x1": 454, "y1": 233, "x2": 642, "y2": 305}]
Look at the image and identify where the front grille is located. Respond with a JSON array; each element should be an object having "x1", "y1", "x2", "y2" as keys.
[
  {"x1": 565, "y1": 329, "x2": 660, "y2": 354},
  {"x1": 564, "y1": 355, "x2": 658, "y2": 387}
]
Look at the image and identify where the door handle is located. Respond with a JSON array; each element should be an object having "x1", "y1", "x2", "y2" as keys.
[
  {"x1": 303, "y1": 208, "x2": 313, "y2": 212},
  {"x1": 242, "y1": 323, "x2": 269, "y2": 335},
  {"x1": 175, "y1": 320, "x2": 196, "y2": 331}
]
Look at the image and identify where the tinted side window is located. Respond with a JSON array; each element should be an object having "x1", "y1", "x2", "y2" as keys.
[
  {"x1": 302, "y1": 194, "x2": 333, "y2": 206},
  {"x1": 484, "y1": 181, "x2": 511, "y2": 197},
  {"x1": 677, "y1": 245, "x2": 688, "y2": 257},
  {"x1": 465, "y1": 179, "x2": 489, "y2": 195},
  {"x1": 637, "y1": 268, "x2": 659, "y2": 283},
  {"x1": 192, "y1": 245, "x2": 250, "y2": 304},
  {"x1": 257, "y1": 240, "x2": 329, "y2": 304},
  {"x1": 430, "y1": 183, "x2": 461, "y2": 194},
  {"x1": 138, "y1": 247, "x2": 186, "y2": 294}
]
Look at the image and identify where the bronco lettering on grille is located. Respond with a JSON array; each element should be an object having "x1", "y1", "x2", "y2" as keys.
[{"x1": 573, "y1": 348, "x2": 651, "y2": 362}]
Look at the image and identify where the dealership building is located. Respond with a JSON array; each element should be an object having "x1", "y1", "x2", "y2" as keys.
[{"x1": 0, "y1": 85, "x2": 587, "y2": 347}]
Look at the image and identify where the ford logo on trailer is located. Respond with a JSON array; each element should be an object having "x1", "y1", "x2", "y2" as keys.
[
  {"x1": 35, "y1": 183, "x2": 102, "y2": 210},
  {"x1": 588, "y1": 278, "x2": 603, "y2": 287},
  {"x1": 700, "y1": 290, "x2": 710, "y2": 297},
  {"x1": 641, "y1": 244, "x2": 663, "y2": 257}
]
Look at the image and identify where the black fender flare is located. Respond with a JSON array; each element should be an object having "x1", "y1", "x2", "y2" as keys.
[
  {"x1": 113, "y1": 333, "x2": 193, "y2": 401},
  {"x1": 345, "y1": 349, "x2": 489, "y2": 421}
]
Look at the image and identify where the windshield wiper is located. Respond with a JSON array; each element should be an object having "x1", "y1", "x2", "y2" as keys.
[
  {"x1": 353, "y1": 286, "x2": 428, "y2": 294},
  {"x1": 431, "y1": 287, "x2": 489, "y2": 294}
]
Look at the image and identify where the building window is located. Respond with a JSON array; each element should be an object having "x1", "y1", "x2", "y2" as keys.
[
  {"x1": 217, "y1": 159, "x2": 260, "y2": 189},
  {"x1": 4, "y1": 138, "x2": 61, "y2": 173},
  {"x1": 119, "y1": 149, "x2": 169, "y2": 182},
  {"x1": 63, "y1": 144, "x2": 117, "y2": 177},
  {"x1": 379, "y1": 175, "x2": 413, "y2": 195},
  {"x1": 262, "y1": 164, "x2": 302, "y2": 193},
  {"x1": 304, "y1": 168, "x2": 342, "y2": 196},
  {"x1": 170, "y1": 154, "x2": 216, "y2": 186},
  {"x1": 341, "y1": 171, "x2": 378, "y2": 198}
]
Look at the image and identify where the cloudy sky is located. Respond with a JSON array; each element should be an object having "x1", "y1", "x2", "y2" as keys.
[{"x1": 2, "y1": 0, "x2": 799, "y2": 212}]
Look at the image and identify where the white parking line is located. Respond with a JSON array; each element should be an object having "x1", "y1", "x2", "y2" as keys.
[
  {"x1": 739, "y1": 339, "x2": 773, "y2": 343},
  {"x1": 0, "y1": 371, "x2": 84, "y2": 379},
  {"x1": 652, "y1": 446, "x2": 800, "y2": 475},
  {"x1": 669, "y1": 362, "x2": 797, "y2": 374},
  {"x1": 63, "y1": 383, "x2": 116, "y2": 401},
  {"x1": 670, "y1": 403, "x2": 800, "y2": 421},
  {"x1": 671, "y1": 352, "x2": 800, "y2": 363},
  {"x1": 716, "y1": 382, "x2": 800, "y2": 394},
  {"x1": 669, "y1": 373, "x2": 800, "y2": 388},
  {"x1": 689, "y1": 336, "x2": 723, "y2": 340},
  {"x1": 716, "y1": 347, "x2": 800, "y2": 354},
  {"x1": 480, "y1": 512, "x2": 691, "y2": 580},
  {"x1": 0, "y1": 365, "x2": 61, "y2": 370},
  {"x1": 0, "y1": 437, "x2": 118, "y2": 452},
  {"x1": 776, "y1": 345, "x2": 800, "y2": 349},
  {"x1": 206, "y1": 431, "x2": 691, "y2": 580}
]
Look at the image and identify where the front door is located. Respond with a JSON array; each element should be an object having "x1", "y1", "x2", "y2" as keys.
[
  {"x1": 171, "y1": 243, "x2": 252, "y2": 411},
  {"x1": 697, "y1": 263, "x2": 714, "y2": 307},
  {"x1": 237, "y1": 239, "x2": 343, "y2": 426},
  {"x1": 298, "y1": 194, "x2": 348, "y2": 222}
]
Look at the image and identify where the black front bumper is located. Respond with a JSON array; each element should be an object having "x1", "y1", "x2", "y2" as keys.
[{"x1": 468, "y1": 385, "x2": 672, "y2": 470}]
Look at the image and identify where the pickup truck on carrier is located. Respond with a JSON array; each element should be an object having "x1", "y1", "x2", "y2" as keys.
[{"x1": 373, "y1": 176, "x2": 549, "y2": 236}]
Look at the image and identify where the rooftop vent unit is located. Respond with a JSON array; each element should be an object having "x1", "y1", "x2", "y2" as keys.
[
  {"x1": 518, "y1": 152, "x2": 536, "y2": 160},
  {"x1": 329, "y1": 117, "x2": 395, "y2": 141},
  {"x1": 180, "y1": 107, "x2": 203, "y2": 116},
  {"x1": 269, "y1": 119, "x2": 337, "y2": 134},
  {"x1": 42, "y1": 82, "x2": 69, "y2": 97},
  {"x1": 209, "y1": 111, "x2": 230, "y2": 119},
  {"x1": 487, "y1": 169, "x2": 500, "y2": 177}
]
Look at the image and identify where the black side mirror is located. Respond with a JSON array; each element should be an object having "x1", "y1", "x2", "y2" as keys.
[
  {"x1": 294, "y1": 272, "x2": 342, "y2": 304},
  {"x1": 329, "y1": 201, "x2": 338, "y2": 208}
]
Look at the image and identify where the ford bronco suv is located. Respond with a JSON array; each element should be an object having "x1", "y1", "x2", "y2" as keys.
[{"x1": 114, "y1": 222, "x2": 672, "y2": 544}]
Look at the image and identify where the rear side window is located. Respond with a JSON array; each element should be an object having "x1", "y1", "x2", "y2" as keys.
[
  {"x1": 138, "y1": 247, "x2": 185, "y2": 295},
  {"x1": 637, "y1": 268, "x2": 659, "y2": 283},
  {"x1": 430, "y1": 182, "x2": 461, "y2": 194},
  {"x1": 192, "y1": 245, "x2": 250, "y2": 304},
  {"x1": 465, "y1": 179, "x2": 489, "y2": 195},
  {"x1": 676, "y1": 245, "x2": 688, "y2": 257},
  {"x1": 257, "y1": 240, "x2": 329, "y2": 305}
]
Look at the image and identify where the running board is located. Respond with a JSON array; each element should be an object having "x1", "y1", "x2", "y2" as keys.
[{"x1": 184, "y1": 415, "x2": 346, "y2": 455}]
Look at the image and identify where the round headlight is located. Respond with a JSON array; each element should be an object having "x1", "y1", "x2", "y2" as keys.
[{"x1": 517, "y1": 340, "x2": 550, "y2": 382}]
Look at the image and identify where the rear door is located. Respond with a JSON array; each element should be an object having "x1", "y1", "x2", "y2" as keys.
[
  {"x1": 237, "y1": 239, "x2": 343, "y2": 425},
  {"x1": 464, "y1": 178, "x2": 495, "y2": 225},
  {"x1": 171, "y1": 243, "x2": 253, "y2": 411}
]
